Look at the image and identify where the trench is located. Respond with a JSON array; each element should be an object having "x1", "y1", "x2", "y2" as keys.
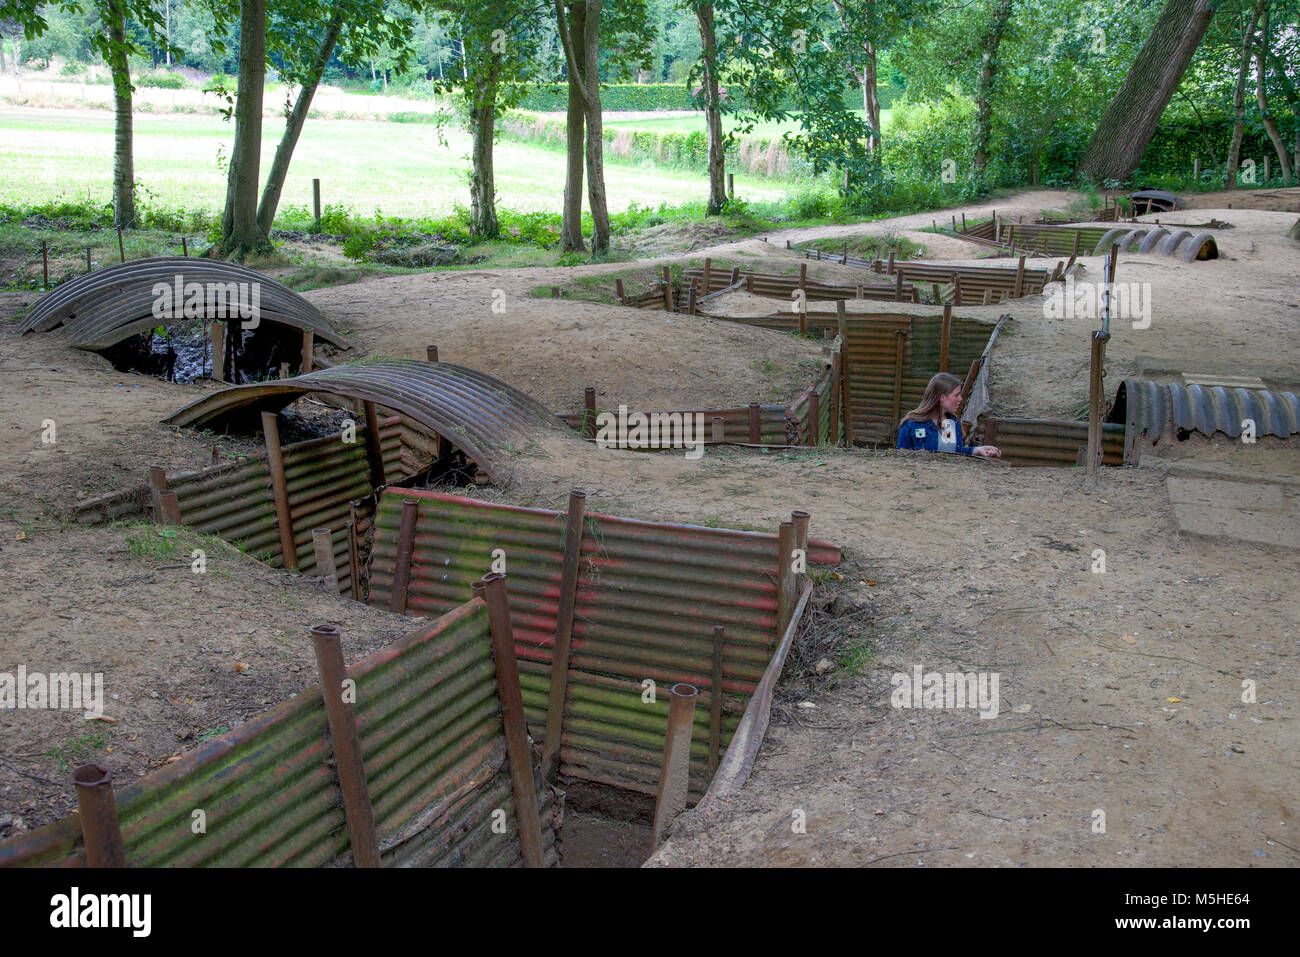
[{"x1": 99, "y1": 319, "x2": 307, "y2": 384}]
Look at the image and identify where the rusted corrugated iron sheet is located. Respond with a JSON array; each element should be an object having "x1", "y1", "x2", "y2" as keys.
[
  {"x1": 19, "y1": 256, "x2": 342, "y2": 347},
  {"x1": 163, "y1": 360, "x2": 572, "y2": 485},
  {"x1": 559, "y1": 405, "x2": 787, "y2": 445},
  {"x1": 0, "y1": 598, "x2": 556, "y2": 868},
  {"x1": 787, "y1": 363, "x2": 837, "y2": 444},
  {"x1": 982, "y1": 417, "x2": 1124, "y2": 467},
  {"x1": 365, "y1": 490, "x2": 840, "y2": 797},
  {"x1": 1110, "y1": 378, "x2": 1300, "y2": 463}
]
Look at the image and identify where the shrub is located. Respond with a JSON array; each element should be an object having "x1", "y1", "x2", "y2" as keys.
[{"x1": 137, "y1": 71, "x2": 187, "y2": 90}]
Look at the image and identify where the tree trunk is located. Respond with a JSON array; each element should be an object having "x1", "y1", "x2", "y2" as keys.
[
  {"x1": 469, "y1": 70, "x2": 500, "y2": 239},
  {"x1": 220, "y1": 0, "x2": 268, "y2": 258},
  {"x1": 581, "y1": 2, "x2": 610, "y2": 252},
  {"x1": 105, "y1": 1, "x2": 135, "y2": 229},
  {"x1": 1226, "y1": 0, "x2": 1265, "y2": 188},
  {"x1": 255, "y1": 10, "x2": 344, "y2": 237},
  {"x1": 1289, "y1": 217, "x2": 1300, "y2": 241},
  {"x1": 1077, "y1": 0, "x2": 1216, "y2": 183},
  {"x1": 696, "y1": 3, "x2": 726, "y2": 214},
  {"x1": 1265, "y1": 49, "x2": 1300, "y2": 178},
  {"x1": 1254, "y1": 8, "x2": 1293, "y2": 184},
  {"x1": 862, "y1": 43, "x2": 880, "y2": 152},
  {"x1": 556, "y1": 0, "x2": 589, "y2": 251},
  {"x1": 973, "y1": 0, "x2": 1014, "y2": 182}
]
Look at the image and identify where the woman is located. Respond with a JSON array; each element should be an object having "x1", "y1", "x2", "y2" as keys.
[{"x1": 896, "y1": 372, "x2": 1001, "y2": 458}]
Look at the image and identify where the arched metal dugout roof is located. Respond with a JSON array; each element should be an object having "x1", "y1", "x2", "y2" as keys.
[
  {"x1": 1110, "y1": 378, "x2": 1300, "y2": 462},
  {"x1": 20, "y1": 256, "x2": 342, "y2": 349},
  {"x1": 162, "y1": 360, "x2": 574, "y2": 484}
]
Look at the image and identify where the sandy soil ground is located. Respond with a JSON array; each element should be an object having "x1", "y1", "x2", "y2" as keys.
[{"x1": 1, "y1": 188, "x2": 1296, "y2": 868}]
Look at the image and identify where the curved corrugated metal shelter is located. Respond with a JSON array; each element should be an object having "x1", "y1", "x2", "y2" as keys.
[
  {"x1": 20, "y1": 256, "x2": 342, "y2": 349},
  {"x1": 163, "y1": 359, "x2": 574, "y2": 484},
  {"x1": 1093, "y1": 227, "x2": 1218, "y2": 261},
  {"x1": 1109, "y1": 378, "x2": 1300, "y2": 463}
]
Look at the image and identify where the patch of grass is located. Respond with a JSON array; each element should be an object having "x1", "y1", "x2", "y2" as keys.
[
  {"x1": 45, "y1": 730, "x2": 112, "y2": 774},
  {"x1": 839, "y1": 641, "x2": 875, "y2": 676}
]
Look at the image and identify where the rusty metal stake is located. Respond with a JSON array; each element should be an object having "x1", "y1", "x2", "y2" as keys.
[
  {"x1": 347, "y1": 505, "x2": 362, "y2": 599},
  {"x1": 86, "y1": 247, "x2": 92, "y2": 272},
  {"x1": 708, "y1": 627, "x2": 724, "y2": 778},
  {"x1": 312, "y1": 528, "x2": 340, "y2": 593},
  {"x1": 474, "y1": 574, "x2": 545, "y2": 868},
  {"x1": 615, "y1": 278, "x2": 625, "y2": 304},
  {"x1": 300, "y1": 329, "x2": 314, "y2": 374},
  {"x1": 157, "y1": 489, "x2": 181, "y2": 526},
  {"x1": 391, "y1": 498, "x2": 418, "y2": 613},
  {"x1": 652, "y1": 682, "x2": 698, "y2": 849},
  {"x1": 748, "y1": 403, "x2": 761, "y2": 444},
  {"x1": 181, "y1": 236, "x2": 188, "y2": 257},
  {"x1": 261, "y1": 411, "x2": 299, "y2": 571},
  {"x1": 583, "y1": 386, "x2": 597, "y2": 439},
  {"x1": 426, "y1": 344, "x2": 439, "y2": 362},
  {"x1": 662, "y1": 266, "x2": 674, "y2": 311},
  {"x1": 147, "y1": 465, "x2": 168, "y2": 521},
  {"x1": 310, "y1": 624, "x2": 380, "y2": 867},
  {"x1": 777, "y1": 522, "x2": 797, "y2": 637},
  {"x1": 542, "y1": 489, "x2": 586, "y2": 781},
  {"x1": 361, "y1": 400, "x2": 386, "y2": 490},
  {"x1": 807, "y1": 389, "x2": 820, "y2": 445},
  {"x1": 1085, "y1": 329, "x2": 1110, "y2": 487},
  {"x1": 72, "y1": 763, "x2": 125, "y2": 867}
]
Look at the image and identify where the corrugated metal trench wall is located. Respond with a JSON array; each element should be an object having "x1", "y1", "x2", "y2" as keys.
[
  {"x1": 75, "y1": 414, "x2": 438, "y2": 593},
  {"x1": 0, "y1": 598, "x2": 557, "y2": 868},
  {"x1": 367, "y1": 490, "x2": 839, "y2": 801}
]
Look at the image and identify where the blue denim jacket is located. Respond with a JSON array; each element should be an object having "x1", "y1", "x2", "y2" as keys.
[{"x1": 896, "y1": 417, "x2": 975, "y2": 455}]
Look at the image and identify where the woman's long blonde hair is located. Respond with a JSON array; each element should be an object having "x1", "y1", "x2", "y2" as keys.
[{"x1": 900, "y1": 372, "x2": 963, "y2": 426}]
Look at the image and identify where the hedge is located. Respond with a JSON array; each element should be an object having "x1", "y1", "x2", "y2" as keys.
[{"x1": 518, "y1": 83, "x2": 697, "y2": 112}]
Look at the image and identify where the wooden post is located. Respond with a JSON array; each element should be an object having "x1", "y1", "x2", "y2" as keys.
[
  {"x1": 312, "y1": 528, "x2": 340, "y2": 593},
  {"x1": 312, "y1": 178, "x2": 322, "y2": 231},
  {"x1": 894, "y1": 270, "x2": 904, "y2": 302},
  {"x1": 798, "y1": 299, "x2": 807, "y2": 337},
  {"x1": 310, "y1": 624, "x2": 381, "y2": 867},
  {"x1": 157, "y1": 490, "x2": 182, "y2": 526},
  {"x1": 117, "y1": 227, "x2": 125, "y2": 262},
  {"x1": 727, "y1": 172, "x2": 734, "y2": 199},
  {"x1": 347, "y1": 509, "x2": 361, "y2": 598},
  {"x1": 261, "y1": 411, "x2": 299, "y2": 571},
  {"x1": 279, "y1": 361, "x2": 291, "y2": 379},
  {"x1": 1193, "y1": 156, "x2": 1200, "y2": 182},
  {"x1": 748, "y1": 403, "x2": 762, "y2": 444},
  {"x1": 687, "y1": 282, "x2": 698, "y2": 316},
  {"x1": 475, "y1": 574, "x2": 546, "y2": 868},
  {"x1": 551, "y1": 286, "x2": 560, "y2": 298},
  {"x1": 615, "y1": 278, "x2": 626, "y2": 305},
  {"x1": 887, "y1": 250, "x2": 895, "y2": 275},
  {"x1": 745, "y1": 274, "x2": 754, "y2": 293},
  {"x1": 1014, "y1": 255, "x2": 1026, "y2": 298},
  {"x1": 932, "y1": 281, "x2": 942, "y2": 304},
  {"x1": 1086, "y1": 330, "x2": 1110, "y2": 486},
  {"x1": 702, "y1": 257, "x2": 712, "y2": 294},
  {"x1": 542, "y1": 490, "x2": 586, "y2": 781},
  {"x1": 807, "y1": 388, "x2": 820, "y2": 445},
  {"x1": 208, "y1": 320, "x2": 226, "y2": 382},
  {"x1": 181, "y1": 236, "x2": 188, "y2": 257},
  {"x1": 799, "y1": 262, "x2": 807, "y2": 291},
  {"x1": 953, "y1": 272, "x2": 963, "y2": 306},
  {"x1": 426, "y1": 344, "x2": 439, "y2": 362},
  {"x1": 730, "y1": 266, "x2": 740, "y2": 285},
  {"x1": 708, "y1": 625, "x2": 725, "y2": 777},
  {"x1": 842, "y1": 241, "x2": 849, "y2": 265},
  {"x1": 961, "y1": 212, "x2": 967, "y2": 230},
  {"x1": 662, "y1": 266, "x2": 674, "y2": 311},
  {"x1": 300, "y1": 330, "x2": 314, "y2": 374},
  {"x1": 940, "y1": 304, "x2": 952, "y2": 373},
  {"x1": 86, "y1": 247, "x2": 92, "y2": 272},
  {"x1": 41, "y1": 240, "x2": 48, "y2": 289}
]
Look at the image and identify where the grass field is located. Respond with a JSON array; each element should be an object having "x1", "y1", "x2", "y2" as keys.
[{"x1": 0, "y1": 106, "x2": 795, "y2": 220}]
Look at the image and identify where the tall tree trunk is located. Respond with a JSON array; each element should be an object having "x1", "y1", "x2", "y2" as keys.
[
  {"x1": 469, "y1": 69, "x2": 500, "y2": 239},
  {"x1": 1077, "y1": 0, "x2": 1215, "y2": 183},
  {"x1": 1254, "y1": 7, "x2": 1293, "y2": 183},
  {"x1": 581, "y1": 1, "x2": 610, "y2": 253},
  {"x1": 1227, "y1": 0, "x2": 1265, "y2": 188},
  {"x1": 1265, "y1": 49, "x2": 1300, "y2": 178},
  {"x1": 555, "y1": 0, "x2": 589, "y2": 252},
  {"x1": 862, "y1": 43, "x2": 880, "y2": 152},
  {"x1": 973, "y1": 0, "x2": 1013, "y2": 182},
  {"x1": 105, "y1": 1, "x2": 135, "y2": 229},
  {"x1": 256, "y1": 10, "x2": 344, "y2": 236},
  {"x1": 220, "y1": 0, "x2": 267, "y2": 258},
  {"x1": 696, "y1": 3, "x2": 726, "y2": 214}
]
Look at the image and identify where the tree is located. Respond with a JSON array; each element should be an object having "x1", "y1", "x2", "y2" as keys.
[
  {"x1": 218, "y1": 0, "x2": 267, "y2": 257},
  {"x1": 692, "y1": 2, "x2": 725, "y2": 212},
  {"x1": 1226, "y1": 0, "x2": 1266, "y2": 188},
  {"x1": 554, "y1": 0, "x2": 651, "y2": 253},
  {"x1": 1253, "y1": 3, "x2": 1292, "y2": 182},
  {"x1": 1077, "y1": 0, "x2": 1216, "y2": 183}
]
